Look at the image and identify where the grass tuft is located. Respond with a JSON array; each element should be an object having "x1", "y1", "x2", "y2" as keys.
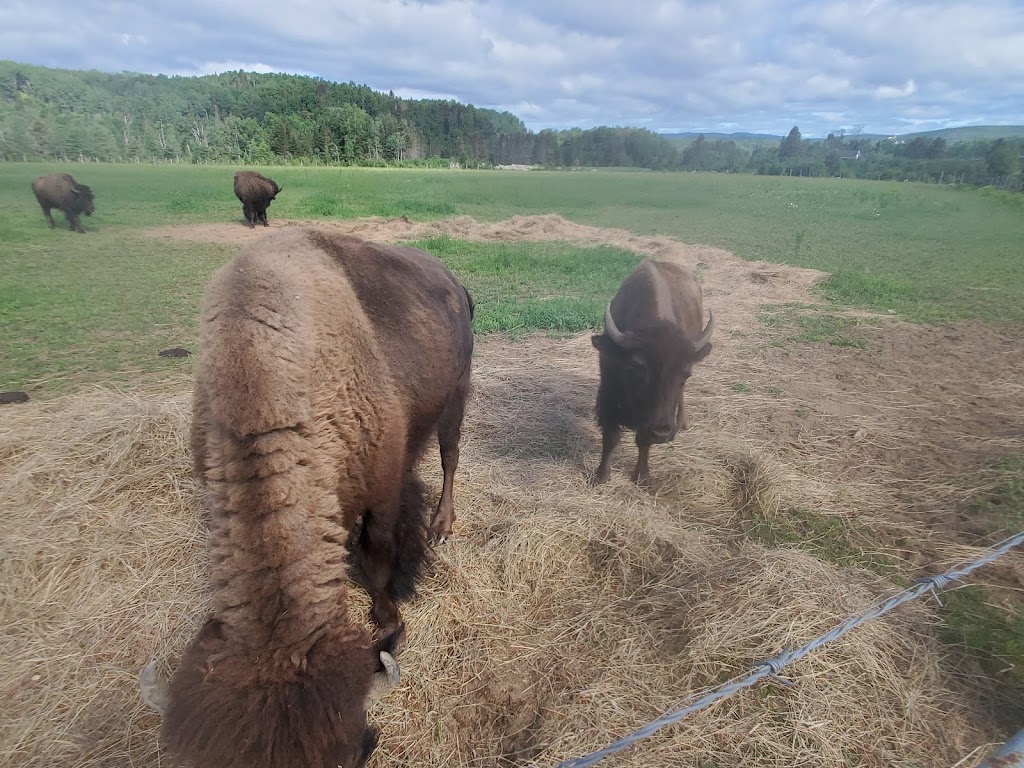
[{"x1": 414, "y1": 236, "x2": 641, "y2": 335}]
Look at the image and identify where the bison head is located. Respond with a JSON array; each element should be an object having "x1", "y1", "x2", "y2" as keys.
[
  {"x1": 328, "y1": 640, "x2": 402, "y2": 768},
  {"x1": 139, "y1": 623, "x2": 403, "y2": 768},
  {"x1": 592, "y1": 305, "x2": 714, "y2": 444},
  {"x1": 72, "y1": 184, "x2": 95, "y2": 216}
]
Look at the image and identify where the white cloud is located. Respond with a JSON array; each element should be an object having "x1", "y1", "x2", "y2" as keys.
[
  {"x1": 168, "y1": 61, "x2": 286, "y2": 76},
  {"x1": 390, "y1": 87, "x2": 462, "y2": 101},
  {"x1": 2, "y1": 0, "x2": 1023, "y2": 135},
  {"x1": 875, "y1": 80, "x2": 917, "y2": 100}
]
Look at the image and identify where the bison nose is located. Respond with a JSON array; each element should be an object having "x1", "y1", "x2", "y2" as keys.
[{"x1": 650, "y1": 422, "x2": 675, "y2": 442}]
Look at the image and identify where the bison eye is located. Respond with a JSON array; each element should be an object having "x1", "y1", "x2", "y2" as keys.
[
  {"x1": 626, "y1": 353, "x2": 650, "y2": 383},
  {"x1": 627, "y1": 352, "x2": 647, "y2": 371}
]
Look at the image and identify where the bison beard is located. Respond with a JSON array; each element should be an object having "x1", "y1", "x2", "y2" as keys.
[{"x1": 147, "y1": 228, "x2": 474, "y2": 768}]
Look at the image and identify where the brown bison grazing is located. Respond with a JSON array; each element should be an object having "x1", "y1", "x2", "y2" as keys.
[
  {"x1": 233, "y1": 170, "x2": 282, "y2": 228},
  {"x1": 31, "y1": 173, "x2": 95, "y2": 233},
  {"x1": 591, "y1": 259, "x2": 714, "y2": 486},
  {"x1": 140, "y1": 228, "x2": 475, "y2": 768}
]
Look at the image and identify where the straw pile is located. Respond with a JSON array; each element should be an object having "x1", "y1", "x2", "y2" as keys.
[
  {"x1": 0, "y1": 344, "x2": 991, "y2": 768},
  {"x1": 6, "y1": 215, "x2": 1020, "y2": 766}
]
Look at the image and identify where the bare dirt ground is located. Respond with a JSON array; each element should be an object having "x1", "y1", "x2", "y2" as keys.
[{"x1": 3, "y1": 215, "x2": 1022, "y2": 767}]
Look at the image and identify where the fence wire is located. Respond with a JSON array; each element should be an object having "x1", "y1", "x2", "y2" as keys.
[{"x1": 548, "y1": 530, "x2": 1024, "y2": 768}]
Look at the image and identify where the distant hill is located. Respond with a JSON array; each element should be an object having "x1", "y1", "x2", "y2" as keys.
[
  {"x1": 0, "y1": 60, "x2": 681, "y2": 169},
  {"x1": 661, "y1": 126, "x2": 1024, "y2": 146},
  {"x1": 661, "y1": 132, "x2": 783, "y2": 143},
  {"x1": 897, "y1": 125, "x2": 1024, "y2": 141}
]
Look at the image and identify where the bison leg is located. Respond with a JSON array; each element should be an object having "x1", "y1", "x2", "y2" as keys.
[
  {"x1": 358, "y1": 468, "x2": 430, "y2": 635},
  {"x1": 592, "y1": 424, "x2": 621, "y2": 485},
  {"x1": 359, "y1": 505, "x2": 403, "y2": 634},
  {"x1": 242, "y1": 203, "x2": 256, "y2": 228},
  {"x1": 67, "y1": 212, "x2": 85, "y2": 234},
  {"x1": 258, "y1": 206, "x2": 270, "y2": 227},
  {"x1": 41, "y1": 206, "x2": 55, "y2": 229},
  {"x1": 430, "y1": 377, "x2": 469, "y2": 543},
  {"x1": 631, "y1": 438, "x2": 652, "y2": 488}
]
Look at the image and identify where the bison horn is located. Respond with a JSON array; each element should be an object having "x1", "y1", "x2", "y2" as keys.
[
  {"x1": 71, "y1": 186, "x2": 81, "y2": 195},
  {"x1": 139, "y1": 660, "x2": 170, "y2": 714},
  {"x1": 694, "y1": 309, "x2": 715, "y2": 352},
  {"x1": 603, "y1": 303, "x2": 626, "y2": 345},
  {"x1": 367, "y1": 651, "x2": 400, "y2": 702}
]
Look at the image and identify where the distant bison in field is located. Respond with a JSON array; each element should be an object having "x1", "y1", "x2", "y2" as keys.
[
  {"x1": 140, "y1": 228, "x2": 475, "y2": 768},
  {"x1": 31, "y1": 173, "x2": 95, "y2": 234},
  {"x1": 233, "y1": 170, "x2": 282, "y2": 228},
  {"x1": 591, "y1": 259, "x2": 714, "y2": 486},
  {"x1": 0, "y1": 391, "x2": 30, "y2": 405}
]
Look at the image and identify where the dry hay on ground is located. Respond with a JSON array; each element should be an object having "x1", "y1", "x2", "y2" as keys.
[
  {"x1": 0, "y1": 379, "x2": 994, "y2": 768},
  {"x1": 4, "y1": 216, "x2": 1023, "y2": 767}
]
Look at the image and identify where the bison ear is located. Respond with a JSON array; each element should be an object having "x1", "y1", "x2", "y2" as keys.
[{"x1": 592, "y1": 334, "x2": 618, "y2": 354}]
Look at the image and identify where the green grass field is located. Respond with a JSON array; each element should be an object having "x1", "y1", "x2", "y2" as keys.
[{"x1": 2, "y1": 162, "x2": 1023, "y2": 391}]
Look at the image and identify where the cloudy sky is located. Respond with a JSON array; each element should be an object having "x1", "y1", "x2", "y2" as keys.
[{"x1": 3, "y1": 0, "x2": 1023, "y2": 137}]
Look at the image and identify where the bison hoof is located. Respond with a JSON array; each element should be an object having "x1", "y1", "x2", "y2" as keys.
[
  {"x1": 429, "y1": 505, "x2": 454, "y2": 543},
  {"x1": 429, "y1": 525, "x2": 450, "y2": 545},
  {"x1": 590, "y1": 469, "x2": 611, "y2": 486}
]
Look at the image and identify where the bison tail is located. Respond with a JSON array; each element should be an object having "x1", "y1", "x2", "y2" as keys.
[{"x1": 161, "y1": 622, "x2": 377, "y2": 768}]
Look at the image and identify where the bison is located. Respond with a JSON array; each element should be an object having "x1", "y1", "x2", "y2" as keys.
[
  {"x1": 591, "y1": 259, "x2": 714, "y2": 486},
  {"x1": 31, "y1": 173, "x2": 95, "y2": 234},
  {"x1": 233, "y1": 170, "x2": 282, "y2": 228},
  {"x1": 140, "y1": 228, "x2": 475, "y2": 768}
]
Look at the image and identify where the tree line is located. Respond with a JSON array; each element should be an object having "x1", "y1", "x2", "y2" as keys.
[
  {"x1": 684, "y1": 127, "x2": 1023, "y2": 190},
  {"x1": 0, "y1": 61, "x2": 678, "y2": 169},
  {"x1": 1, "y1": 61, "x2": 1021, "y2": 191}
]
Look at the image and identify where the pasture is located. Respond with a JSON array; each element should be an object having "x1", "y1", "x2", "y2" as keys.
[{"x1": 2, "y1": 163, "x2": 1023, "y2": 767}]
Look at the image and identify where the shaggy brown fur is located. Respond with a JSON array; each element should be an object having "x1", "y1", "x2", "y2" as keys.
[
  {"x1": 232, "y1": 170, "x2": 282, "y2": 228},
  {"x1": 167, "y1": 228, "x2": 474, "y2": 768},
  {"x1": 592, "y1": 259, "x2": 714, "y2": 486},
  {"x1": 31, "y1": 172, "x2": 95, "y2": 233}
]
